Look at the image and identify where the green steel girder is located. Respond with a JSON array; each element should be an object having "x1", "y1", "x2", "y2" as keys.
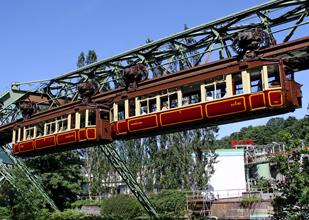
[
  {"x1": 0, "y1": 176, "x2": 6, "y2": 188},
  {"x1": 284, "y1": 6, "x2": 309, "y2": 42},
  {"x1": 99, "y1": 143, "x2": 158, "y2": 217},
  {"x1": 0, "y1": 144, "x2": 60, "y2": 212},
  {"x1": 0, "y1": 161, "x2": 40, "y2": 210}
]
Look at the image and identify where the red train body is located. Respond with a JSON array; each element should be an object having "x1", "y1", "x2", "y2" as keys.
[{"x1": 9, "y1": 58, "x2": 302, "y2": 156}]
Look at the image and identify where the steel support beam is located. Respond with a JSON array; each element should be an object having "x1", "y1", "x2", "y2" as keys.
[
  {"x1": 99, "y1": 143, "x2": 158, "y2": 217},
  {"x1": 0, "y1": 145, "x2": 60, "y2": 212}
]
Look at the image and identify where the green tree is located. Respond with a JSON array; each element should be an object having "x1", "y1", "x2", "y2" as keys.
[
  {"x1": 189, "y1": 127, "x2": 219, "y2": 190},
  {"x1": 0, "y1": 168, "x2": 48, "y2": 219},
  {"x1": 76, "y1": 50, "x2": 97, "y2": 68},
  {"x1": 270, "y1": 133, "x2": 309, "y2": 219},
  {"x1": 215, "y1": 116, "x2": 309, "y2": 148},
  {"x1": 24, "y1": 151, "x2": 84, "y2": 211}
]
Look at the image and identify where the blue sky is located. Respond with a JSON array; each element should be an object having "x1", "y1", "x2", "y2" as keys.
[{"x1": 0, "y1": 0, "x2": 308, "y2": 139}]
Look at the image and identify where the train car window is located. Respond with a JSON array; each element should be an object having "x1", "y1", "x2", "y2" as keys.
[
  {"x1": 182, "y1": 82, "x2": 201, "y2": 104},
  {"x1": 20, "y1": 128, "x2": 24, "y2": 141},
  {"x1": 70, "y1": 113, "x2": 76, "y2": 129},
  {"x1": 149, "y1": 97, "x2": 157, "y2": 113},
  {"x1": 45, "y1": 122, "x2": 50, "y2": 135},
  {"x1": 216, "y1": 82, "x2": 227, "y2": 98},
  {"x1": 45, "y1": 119, "x2": 56, "y2": 134},
  {"x1": 129, "y1": 98, "x2": 135, "y2": 117},
  {"x1": 284, "y1": 67, "x2": 294, "y2": 80},
  {"x1": 159, "y1": 90, "x2": 168, "y2": 110},
  {"x1": 204, "y1": 76, "x2": 226, "y2": 100},
  {"x1": 63, "y1": 117, "x2": 68, "y2": 130},
  {"x1": 267, "y1": 65, "x2": 281, "y2": 88},
  {"x1": 160, "y1": 88, "x2": 178, "y2": 110},
  {"x1": 205, "y1": 84, "x2": 215, "y2": 101},
  {"x1": 140, "y1": 96, "x2": 148, "y2": 115},
  {"x1": 36, "y1": 122, "x2": 44, "y2": 137},
  {"x1": 117, "y1": 102, "x2": 125, "y2": 121},
  {"x1": 56, "y1": 116, "x2": 68, "y2": 132},
  {"x1": 80, "y1": 110, "x2": 86, "y2": 128},
  {"x1": 169, "y1": 87, "x2": 178, "y2": 108},
  {"x1": 25, "y1": 125, "x2": 35, "y2": 140},
  {"x1": 250, "y1": 69, "x2": 263, "y2": 93},
  {"x1": 138, "y1": 92, "x2": 157, "y2": 114},
  {"x1": 100, "y1": 111, "x2": 109, "y2": 120},
  {"x1": 232, "y1": 73, "x2": 243, "y2": 95},
  {"x1": 88, "y1": 109, "x2": 96, "y2": 126},
  {"x1": 148, "y1": 92, "x2": 157, "y2": 113}
]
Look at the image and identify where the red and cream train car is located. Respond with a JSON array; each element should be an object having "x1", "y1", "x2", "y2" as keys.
[
  {"x1": 110, "y1": 58, "x2": 301, "y2": 138},
  {"x1": 11, "y1": 58, "x2": 302, "y2": 156},
  {"x1": 12, "y1": 105, "x2": 112, "y2": 156}
]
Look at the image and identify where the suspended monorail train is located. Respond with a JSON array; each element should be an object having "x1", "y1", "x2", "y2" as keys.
[{"x1": 12, "y1": 58, "x2": 302, "y2": 156}]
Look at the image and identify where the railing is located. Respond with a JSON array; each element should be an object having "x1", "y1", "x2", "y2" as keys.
[{"x1": 78, "y1": 195, "x2": 106, "y2": 202}]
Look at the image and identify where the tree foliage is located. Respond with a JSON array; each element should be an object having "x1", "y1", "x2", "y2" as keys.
[
  {"x1": 216, "y1": 116, "x2": 309, "y2": 148},
  {"x1": 100, "y1": 194, "x2": 144, "y2": 218},
  {"x1": 150, "y1": 190, "x2": 186, "y2": 217},
  {"x1": 270, "y1": 133, "x2": 309, "y2": 219},
  {"x1": 76, "y1": 50, "x2": 97, "y2": 68},
  {"x1": 24, "y1": 151, "x2": 84, "y2": 211},
  {"x1": 0, "y1": 167, "x2": 49, "y2": 219}
]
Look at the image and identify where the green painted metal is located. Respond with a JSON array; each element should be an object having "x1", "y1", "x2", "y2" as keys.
[
  {"x1": 0, "y1": 160, "x2": 40, "y2": 211},
  {"x1": 99, "y1": 143, "x2": 158, "y2": 217},
  {"x1": 0, "y1": 89, "x2": 28, "y2": 126},
  {"x1": 0, "y1": 144, "x2": 60, "y2": 212},
  {"x1": 0, "y1": 176, "x2": 6, "y2": 188},
  {"x1": 0, "y1": 147, "x2": 13, "y2": 165},
  {"x1": 257, "y1": 163, "x2": 271, "y2": 179}
]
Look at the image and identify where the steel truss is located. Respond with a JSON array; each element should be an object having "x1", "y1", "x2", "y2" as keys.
[
  {"x1": 99, "y1": 143, "x2": 158, "y2": 217},
  {"x1": 0, "y1": 144, "x2": 60, "y2": 212}
]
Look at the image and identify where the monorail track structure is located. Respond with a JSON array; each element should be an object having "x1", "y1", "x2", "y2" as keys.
[{"x1": 0, "y1": 0, "x2": 309, "y2": 217}]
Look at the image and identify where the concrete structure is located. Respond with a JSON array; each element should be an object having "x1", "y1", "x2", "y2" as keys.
[{"x1": 207, "y1": 149, "x2": 247, "y2": 199}]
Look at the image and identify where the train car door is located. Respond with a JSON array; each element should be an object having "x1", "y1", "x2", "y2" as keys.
[{"x1": 96, "y1": 107, "x2": 112, "y2": 141}]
